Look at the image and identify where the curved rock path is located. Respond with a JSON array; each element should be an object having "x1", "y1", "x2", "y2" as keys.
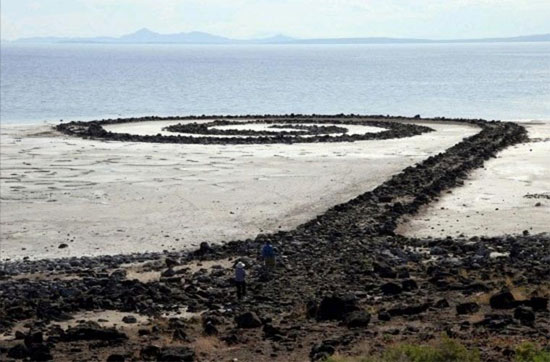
[{"x1": 55, "y1": 115, "x2": 434, "y2": 145}]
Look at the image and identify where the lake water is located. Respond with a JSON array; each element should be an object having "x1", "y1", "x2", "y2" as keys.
[{"x1": 1, "y1": 42, "x2": 549, "y2": 124}]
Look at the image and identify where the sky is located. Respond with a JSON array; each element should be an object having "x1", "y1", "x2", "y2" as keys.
[{"x1": 1, "y1": 0, "x2": 550, "y2": 40}]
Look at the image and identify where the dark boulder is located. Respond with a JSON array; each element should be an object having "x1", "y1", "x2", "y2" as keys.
[
  {"x1": 310, "y1": 335, "x2": 355, "y2": 361},
  {"x1": 345, "y1": 311, "x2": 371, "y2": 328},
  {"x1": 263, "y1": 323, "x2": 285, "y2": 341},
  {"x1": 161, "y1": 268, "x2": 176, "y2": 278},
  {"x1": 196, "y1": 242, "x2": 213, "y2": 256},
  {"x1": 526, "y1": 296, "x2": 548, "y2": 311},
  {"x1": 165, "y1": 257, "x2": 179, "y2": 268},
  {"x1": 8, "y1": 344, "x2": 29, "y2": 359},
  {"x1": 203, "y1": 321, "x2": 218, "y2": 336},
  {"x1": 378, "y1": 311, "x2": 391, "y2": 321},
  {"x1": 474, "y1": 314, "x2": 514, "y2": 329},
  {"x1": 122, "y1": 315, "x2": 137, "y2": 324},
  {"x1": 28, "y1": 343, "x2": 52, "y2": 361},
  {"x1": 401, "y1": 279, "x2": 418, "y2": 291},
  {"x1": 157, "y1": 347, "x2": 195, "y2": 361},
  {"x1": 373, "y1": 262, "x2": 397, "y2": 278},
  {"x1": 434, "y1": 299, "x2": 450, "y2": 308},
  {"x1": 514, "y1": 307, "x2": 535, "y2": 326},
  {"x1": 172, "y1": 328, "x2": 188, "y2": 341},
  {"x1": 24, "y1": 331, "x2": 43, "y2": 347},
  {"x1": 107, "y1": 354, "x2": 125, "y2": 362},
  {"x1": 235, "y1": 311, "x2": 262, "y2": 328},
  {"x1": 62, "y1": 323, "x2": 128, "y2": 341},
  {"x1": 456, "y1": 302, "x2": 480, "y2": 315},
  {"x1": 306, "y1": 300, "x2": 318, "y2": 318},
  {"x1": 140, "y1": 345, "x2": 160, "y2": 360},
  {"x1": 381, "y1": 282, "x2": 402, "y2": 295},
  {"x1": 490, "y1": 291, "x2": 517, "y2": 309},
  {"x1": 388, "y1": 303, "x2": 430, "y2": 317},
  {"x1": 316, "y1": 294, "x2": 358, "y2": 321},
  {"x1": 310, "y1": 341, "x2": 336, "y2": 361}
]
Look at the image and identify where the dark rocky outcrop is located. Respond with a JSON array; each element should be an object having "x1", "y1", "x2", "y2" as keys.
[
  {"x1": 235, "y1": 311, "x2": 262, "y2": 329},
  {"x1": 316, "y1": 294, "x2": 359, "y2": 321},
  {"x1": 456, "y1": 302, "x2": 480, "y2": 315},
  {"x1": 490, "y1": 291, "x2": 517, "y2": 309}
]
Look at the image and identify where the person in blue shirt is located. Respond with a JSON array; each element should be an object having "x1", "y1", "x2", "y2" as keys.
[
  {"x1": 235, "y1": 262, "x2": 246, "y2": 300},
  {"x1": 261, "y1": 241, "x2": 275, "y2": 275}
]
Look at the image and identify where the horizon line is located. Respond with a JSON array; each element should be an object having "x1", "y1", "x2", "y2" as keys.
[{"x1": 2, "y1": 28, "x2": 550, "y2": 44}]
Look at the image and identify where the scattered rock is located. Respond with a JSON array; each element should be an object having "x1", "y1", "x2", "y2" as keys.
[
  {"x1": 107, "y1": 354, "x2": 125, "y2": 362},
  {"x1": 456, "y1": 302, "x2": 480, "y2": 315},
  {"x1": 316, "y1": 294, "x2": 358, "y2": 321},
  {"x1": 490, "y1": 291, "x2": 517, "y2": 309},
  {"x1": 381, "y1": 282, "x2": 402, "y2": 295},
  {"x1": 526, "y1": 296, "x2": 548, "y2": 311},
  {"x1": 8, "y1": 344, "x2": 29, "y2": 359},
  {"x1": 157, "y1": 346, "x2": 195, "y2": 361},
  {"x1": 235, "y1": 311, "x2": 262, "y2": 329},
  {"x1": 514, "y1": 307, "x2": 535, "y2": 326},
  {"x1": 345, "y1": 310, "x2": 371, "y2": 328},
  {"x1": 122, "y1": 315, "x2": 137, "y2": 324},
  {"x1": 62, "y1": 323, "x2": 128, "y2": 341}
]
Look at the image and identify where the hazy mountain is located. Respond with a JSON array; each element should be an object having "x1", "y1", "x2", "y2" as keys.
[
  {"x1": 117, "y1": 28, "x2": 234, "y2": 44},
  {"x1": 12, "y1": 29, "x2": 550, "y2": 45}
]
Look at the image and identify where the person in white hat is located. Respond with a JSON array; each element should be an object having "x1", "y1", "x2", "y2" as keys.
[{"x1": 235, "y1": 262, "x2": 246, "y2": 300}]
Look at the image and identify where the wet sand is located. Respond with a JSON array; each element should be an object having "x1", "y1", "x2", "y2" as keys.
[{"x1": 1, "y1": 120, "x2": 477, "y2": 260}]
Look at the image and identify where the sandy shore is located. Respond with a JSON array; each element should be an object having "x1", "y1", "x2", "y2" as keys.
[
  {"x1": 0, "y1": 120, "x2": 477, "y2": 260},
  {"x1": 397, "y1": 121, "x2": 550, "y2": 238}
]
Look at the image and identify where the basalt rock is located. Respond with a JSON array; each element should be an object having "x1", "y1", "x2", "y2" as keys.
[
  {"x1": 122, "y1": 315, "x2": 137, "y2": 324},
  {"x1": 61, "y1": 323, "x2": 128, "y2": 342},
  {"x1": 526, "y1": 296, "x2": 548, "y2": 311},
  {"x1": 381, "y1": 282, "x2": 402, "y2": 295},
  {"x1": 8, "y1": 344, "x2": 29, "y2": 359},
  {"x1": 157, "y1": 346, "x2": 195, "y2": 362},
  {"x1": 316, "y1": 294, "x2": 359, "y2": 321},
  {"x1": 490, "y1": 291, "x2": 517, "y2": 310},
  {"x1": 456, "y1": 302, "x2": 480, "y2": 315},
  {"x1": 514, "y1": 307, "x2": 535, "y2": 326},
  {"x1": 106, "y1": 354, "x2": 126, "y2": 362},
  {"x1": 388, "y1": 303, "x2": 431, "y2": 317},
  {"x1": 474, "y1": 314, "x2": 514, "y2": 329},
  {"x1": 140, "y1": 345, "x2": 161, "y2": 360},
  {"x1": 235, "y1": 311, "x2": 262, "y2": 329},
  {"x1": 345, "y1": 310, "x2": 371, "y2": 328},
  {"x1": 55, "y1": 115, "x2": 435, "y2": 146},
  {"x1": 27, "y1": 343, "x2": 52, "y2": 361}
]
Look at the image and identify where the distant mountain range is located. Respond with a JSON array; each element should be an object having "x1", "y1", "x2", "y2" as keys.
[{"x1": 7, "y1": 28, "x2": 550, "y2": 45}]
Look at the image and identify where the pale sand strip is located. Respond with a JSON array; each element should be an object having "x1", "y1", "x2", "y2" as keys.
[
  {"x1": 397, "y1": 121, "x2": 550, "y2": 238},
  {"x1": 102, "y1": 120, "x2": 385, "y2": 137},
  {"x1": 1, "y1": 121, "x2": 477, "y2": 260}
]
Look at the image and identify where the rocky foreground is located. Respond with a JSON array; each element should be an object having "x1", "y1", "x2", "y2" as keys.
[{"x1": 1, "y1": 118, "x2": 549, "y2": 361}]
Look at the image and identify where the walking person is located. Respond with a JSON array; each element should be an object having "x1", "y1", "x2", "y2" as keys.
[
  {"x1": 261, "y1": 240, "x2": 276, "y2": 278},
  {"x1": 235, "y1": 262, "x2": 246, "y2": 300}
]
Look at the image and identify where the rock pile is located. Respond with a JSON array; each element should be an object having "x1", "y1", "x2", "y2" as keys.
[{"x1": 55, "y1": 115, "x2": 435, "y2": 145}]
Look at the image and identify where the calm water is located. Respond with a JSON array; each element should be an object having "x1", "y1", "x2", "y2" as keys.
[{"x1": 1, "y1": 43, "x2": 549, "y2": 124}]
